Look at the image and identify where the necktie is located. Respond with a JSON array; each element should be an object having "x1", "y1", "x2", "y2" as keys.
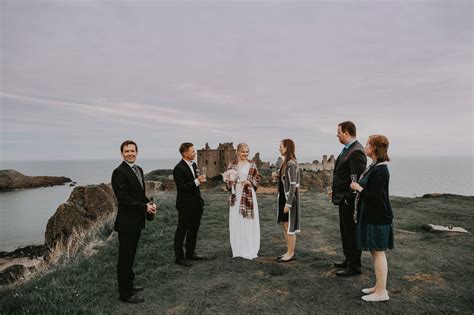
[{"x1": 132, "y1": 165, "x2": 144, "y2": 188}]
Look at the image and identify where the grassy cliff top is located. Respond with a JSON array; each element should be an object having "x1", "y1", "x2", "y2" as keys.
[{"x1": 1, "y1": 191, "x2": 473, "y2": 314}]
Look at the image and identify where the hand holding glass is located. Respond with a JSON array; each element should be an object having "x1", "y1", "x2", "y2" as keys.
[
  {"x1": 350, "y1": 174, "x2": 357, "y2": 193},
  {"x1": 271, "y1": 171, "x2": 278, "y2": 183}
]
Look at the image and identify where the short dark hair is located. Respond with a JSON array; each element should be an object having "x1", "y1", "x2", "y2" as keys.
[
  {"x1": 368, "y1": 135, "x2": 390, "y2": 162},
  {"x1": 338, "y1": 121, "x2": 357, "y2": 137},
  {"x1": 179, "y1": 142, "x2": 194, "y2": 156},
  {"x1": 120, "y1": 140, "x2": 137, "y2": 152}
]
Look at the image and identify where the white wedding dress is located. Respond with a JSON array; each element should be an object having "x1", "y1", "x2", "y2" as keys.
[{"x1": 229, "y1": 161, "x2": 260, "y2": 259}]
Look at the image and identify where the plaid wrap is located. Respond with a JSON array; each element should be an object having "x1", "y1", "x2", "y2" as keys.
[{"x1": 226, "y1": 160, "x2": 260, "y2": 219}]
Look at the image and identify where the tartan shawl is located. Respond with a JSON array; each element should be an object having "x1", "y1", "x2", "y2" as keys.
[{"x1": 227, "y1": 160, "x2": 260, "y2": 219}]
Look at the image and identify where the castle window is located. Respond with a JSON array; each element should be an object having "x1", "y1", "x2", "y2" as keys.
[
  {"x1": 214, "y1": 161, "x2": 216, "y2": 165},
  {"x1": 206, "y1": 160, "x2": 208, "y2": 165}
]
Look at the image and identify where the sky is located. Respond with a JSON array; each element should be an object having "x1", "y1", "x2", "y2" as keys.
[{"x1": 1, "y1": 0, "x2": 472, "y2": 162}]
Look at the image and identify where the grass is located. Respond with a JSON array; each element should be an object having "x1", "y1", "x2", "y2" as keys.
[{"x1": 0, "y1": 191, "x2": 473, "y2": 314}]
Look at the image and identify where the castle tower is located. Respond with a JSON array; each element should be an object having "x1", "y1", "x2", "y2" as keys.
[{"x1": 197, "y1": 143, "x2": 236, "y2": 178}]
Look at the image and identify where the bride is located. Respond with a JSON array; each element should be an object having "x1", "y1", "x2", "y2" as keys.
[{"x1": 224, "y1": 143, "x2": 261, "y2": 259}]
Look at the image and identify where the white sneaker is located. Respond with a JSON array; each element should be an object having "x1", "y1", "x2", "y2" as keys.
[
  {"x1": 361, "y1": 287, "x2": 375, "y2": 295},
  {"x1": 362, "y1": 292, "x2": 390, "y2": 302}
]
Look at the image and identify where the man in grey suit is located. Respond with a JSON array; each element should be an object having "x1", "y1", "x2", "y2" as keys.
[{"x1": 330, "y1": 121, "x2": 367, "y2": 276}]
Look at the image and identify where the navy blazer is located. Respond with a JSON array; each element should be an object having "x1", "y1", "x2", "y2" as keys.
[
  {"x1": 332, "y1": 140, "x2": 367, "y2": 206},
  {"x1": 111, "y1": 161, "x2": 149, "y2": 232},
  {"x1": 173, "y1": 159, "x2": 204, "y2": 212}
]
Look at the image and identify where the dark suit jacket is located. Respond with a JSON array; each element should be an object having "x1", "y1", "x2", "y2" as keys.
[
  {"x1": 112, "y1": 161, "x2": 149, "y2": 232},
  {"x1": 173, "y1": 159, "x2": 204, "y2": 212},
  {"x1": 332, "y1": 140, "x2": 367, "y2": 206}
]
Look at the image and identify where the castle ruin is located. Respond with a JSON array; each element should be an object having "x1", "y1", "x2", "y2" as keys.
[
  {"x1": 299, "y1": 155, "x2": 335, "y2": 172},
  {"x1": 198, "y1": 142, "x2": 335, "y2": 178},
  {"x1": 197, "y1": 143, "x2": 237, "y2": 178}
]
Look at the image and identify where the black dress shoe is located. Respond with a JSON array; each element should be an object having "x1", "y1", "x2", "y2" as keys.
[
  {"x1": 277, "y1": 255, "x2": 295, "y2": 263},
  {"x1": 186, "y1": 254, "x2": 207, "y2": 261},
  {"x1": 333, "y1": 261, "x2": 347, "y2": 268},
  {"x1": 336, "y1": 268, "x2": 361, "y2": 277},
  {"x1": 175, "y1": 259, "x2": 192, "y2": 267},
  {"x1": 132, "y1": 286, "x2": 144, "y2": 292},
  {"x1": 119, "y1": 295, "x2": 144, "y2": 303}
]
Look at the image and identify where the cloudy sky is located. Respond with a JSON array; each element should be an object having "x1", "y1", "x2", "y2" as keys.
[{"x1": 1, "y1": 0, "x2": 472, "y2": 162}]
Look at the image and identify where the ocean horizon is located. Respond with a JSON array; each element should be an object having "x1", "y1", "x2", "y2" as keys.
[{"x1": 1, "y1": 156, "x2": 472, "y2": 251}]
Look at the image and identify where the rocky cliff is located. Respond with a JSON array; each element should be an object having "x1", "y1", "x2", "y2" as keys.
[
  {"x1": 44, "y1": 183, "x2": 117, "y2": 248},
  {"x1": 0, "y1": 169, "x2": 72, "y2": 190}
]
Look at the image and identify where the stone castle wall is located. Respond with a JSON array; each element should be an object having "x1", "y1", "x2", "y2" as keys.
[
  {"x1": 197, "y1": 142, "x2": 237, "y2": 178},
  {"x1": 299, "y1": 155, "x2": 335, "y2": 172}
]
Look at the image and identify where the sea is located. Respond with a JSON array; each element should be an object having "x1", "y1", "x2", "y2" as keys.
[{"x1": 0, "y1": 157, "x2": 472, "y2": 252}]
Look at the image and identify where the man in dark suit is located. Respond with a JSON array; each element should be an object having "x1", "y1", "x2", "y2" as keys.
[
  {"x1": 173, "y1": 142, "x2": 207, "y2": 267},
  {"x1": 111, "y1": 140, "x2": 157, "y2": 303},
  {"x1": 330, "y1": 121, "x2": 367, "y2": 276}
]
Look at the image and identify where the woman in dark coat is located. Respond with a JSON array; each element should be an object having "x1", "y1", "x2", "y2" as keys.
[
  {"x1": 350, "y1": 135, "x2": 393, "y2": 302},
  {"x1": 275, "y1": 139, "x2": 300, "y2": 263}
]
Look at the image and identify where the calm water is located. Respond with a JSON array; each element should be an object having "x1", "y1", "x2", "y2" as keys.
[{"x1": 0, "y1": 157, "x2": 472, "y2": 251}]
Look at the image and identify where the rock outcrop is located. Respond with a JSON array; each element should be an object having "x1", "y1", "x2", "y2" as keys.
[
  {"x1": 0, "y1": 265, "x2": 30, "y2": 285},
  {"x1": 45, "y1": 183, "x2": 117, "y2": 248},
  {"x1": 0, "y1": 169, "x2": 72, "y2": 190},
  {"x1": 144, "y1": 181, "x2": 163, "y2": 198},
  {"x1": 0, "y1": 245, "x2": 46, "y2": 260}
]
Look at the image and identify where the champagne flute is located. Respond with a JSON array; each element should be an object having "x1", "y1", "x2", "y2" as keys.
[
  {"x1": 271, "y1": 166, "x2": 278, "y2": 183},
  {"x1": 350, "y1": 174, "x2": 358, "y2": 193},
  {"x1": 201, "y1": 166, "x2": 207, "y2": 178}
]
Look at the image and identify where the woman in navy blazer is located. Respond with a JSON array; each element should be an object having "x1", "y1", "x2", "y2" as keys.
[{"x1": 350, "y1": 135, "x2": 393, "y2": 302}]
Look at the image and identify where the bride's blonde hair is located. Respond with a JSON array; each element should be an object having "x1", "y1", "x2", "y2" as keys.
[{"x1": 237, "y1": 143, "x2": 249, "y2": 153}]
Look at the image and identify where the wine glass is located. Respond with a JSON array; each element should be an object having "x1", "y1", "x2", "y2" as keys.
[{"x1": 350, "y1": 174, "x2": 357, "y2": 193}]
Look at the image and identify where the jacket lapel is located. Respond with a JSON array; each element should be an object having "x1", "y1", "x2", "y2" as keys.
[
  {"x1": 335, "y1": 141, "x2": 358, "y2": 169},
  {"x1": 180, "y1": 159, "x2": 195, "y2": 180},
  {"x1": 122, "y1": 161, "x2": 144, "y2": 191}
]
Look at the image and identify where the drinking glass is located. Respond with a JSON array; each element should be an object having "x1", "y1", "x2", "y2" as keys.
[{"x1": 351, "y1": 174, "x2": 357, "y2": 193}]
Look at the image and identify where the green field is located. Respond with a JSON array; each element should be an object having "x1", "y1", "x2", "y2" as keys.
[{"x1": 1, "y1": 191, "x2": 473, "y2": 314}]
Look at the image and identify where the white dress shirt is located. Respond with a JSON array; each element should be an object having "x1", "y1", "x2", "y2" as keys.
[{"x1": 183, "y1": 159, "x2": 200, "y2": 187}]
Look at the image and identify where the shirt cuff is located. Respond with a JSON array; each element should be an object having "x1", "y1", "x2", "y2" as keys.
[
  {"x1": 194, "y1": 179, "x2": 200, "y2": 187},
  {"x1": 285, "y1": 203, "x2": 292, "y2": 209}
]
